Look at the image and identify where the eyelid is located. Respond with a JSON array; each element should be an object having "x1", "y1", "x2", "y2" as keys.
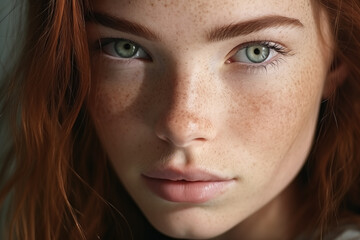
[
  {"x1": 98, "y1": 38, "x2": 151, "y2": 60},
  {"x1": 227, "y1": 41, "x2": 290, "y2": 64}
]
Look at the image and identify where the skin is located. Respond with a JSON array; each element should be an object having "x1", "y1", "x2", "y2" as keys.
[{"x1": 86, "y1": 0, "x2": 333, "y2": 239}]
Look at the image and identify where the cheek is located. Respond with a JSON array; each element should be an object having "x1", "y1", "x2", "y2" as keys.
[
  {"x1": 94, "y1": 85, "x2": 137, "y2": 122},
  {"x1": 230, "y1": 59, "x2": 324, "y2": 142},
  {"x1": 88, "y1": 61, "x2": 169, "y2": 177},
  {"x1": 224, "y1": 61, "x2": 327, "y2": 187},
  {"x1": 91, "y1": 61, "x2": 146, "y2": 120},
  {"x1": 88, "y1": 61, "x2": 148, "y2": 159}
]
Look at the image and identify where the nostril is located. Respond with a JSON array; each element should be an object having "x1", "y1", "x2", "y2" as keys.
[
  {"x1": 193, "y1": 137, "x2": 207, "y2": 142},
  {"x1": 154, "y1": 113, "x2": 216, "y2": 148}
]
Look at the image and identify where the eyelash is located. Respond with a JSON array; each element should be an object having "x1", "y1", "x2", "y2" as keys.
[
  {"x1": 227, "y1": 41, "x2": 291, "y2": 73},
  {"x1": 95, "y1": 38, "x2": 291, "y2": 72},
  {"x1": 96, "y1": 38, "x2": 152, "y2": 62}
]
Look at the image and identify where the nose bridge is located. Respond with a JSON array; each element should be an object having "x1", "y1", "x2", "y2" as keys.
[
  {"x1": 172, "y1": 67, "x2": 203, "y2": 113},
  {"x1": 155, "y1": 60, "x2": 217, "y2": 147}
]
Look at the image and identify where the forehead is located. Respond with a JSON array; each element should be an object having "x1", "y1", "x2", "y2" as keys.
[{"x1": 91, "y1": 0, "x2": 314, "y2": 32}]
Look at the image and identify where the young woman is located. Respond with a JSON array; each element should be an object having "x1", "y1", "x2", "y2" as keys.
[{"x1": 0, "y1": 0, "x2": 359, "y2": 239}]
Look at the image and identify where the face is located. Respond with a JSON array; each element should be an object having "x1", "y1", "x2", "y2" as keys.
[{"x1": 86, "y1": 0, "x2": 333, "y2": 239}]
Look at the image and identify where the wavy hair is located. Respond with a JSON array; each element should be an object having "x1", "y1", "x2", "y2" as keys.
[
  {"x1": 0, "y1": 0, "x2": 359, "y2": 239},
  {"x1": 303, "y1": 0, "x2": 360, "y2": 237}
]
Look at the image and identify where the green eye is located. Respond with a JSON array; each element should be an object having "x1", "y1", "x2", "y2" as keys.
[
  {"x1": 101, "y1": 38, "x2": 150, "y2": 60},
  {"x1": 114, "y1": 39, "x2": 139, "y2": 58},
  {"x1": 246, "y1": 45, "x2": 270, "y2": 63},
  {"x1": 229, "y1": 41, "x2": 287, "y2": 67}
]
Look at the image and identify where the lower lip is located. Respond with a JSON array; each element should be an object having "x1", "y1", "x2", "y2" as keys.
[{"x1": 143, "y1": 177, "x2": 234, "y2": 203}]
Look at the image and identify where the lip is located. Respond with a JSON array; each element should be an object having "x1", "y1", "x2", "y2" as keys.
[{"x1": 142, "y1": 168, "x2": 235, "y2": 203}]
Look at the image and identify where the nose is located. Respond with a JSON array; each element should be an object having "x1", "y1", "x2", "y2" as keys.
[{"x1": 155, "y1": 68, "x2": 217, "y2": 148}]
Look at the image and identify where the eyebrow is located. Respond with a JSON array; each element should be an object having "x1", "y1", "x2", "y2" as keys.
[
  {"x1": 207, "y1": 16, "x2": 304, "y2": 42},
  {"x1": 86, "y1": 12, "x2": 161, "y2": 41},
  {"x1": 87, "y1": 12, "x2": 303, "y2": 42}
]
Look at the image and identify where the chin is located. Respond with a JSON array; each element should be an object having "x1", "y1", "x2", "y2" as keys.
[
  {"x1": 154, "y1": 224, "x2": 223, "y2": 240},
  {"x1": 142, "y1": 208, "x2": 237, "y2": 240}
]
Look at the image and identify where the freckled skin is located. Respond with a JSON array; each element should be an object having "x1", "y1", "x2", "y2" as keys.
[{"x1": 87, "y1": 0, "x2": 333, "y2": 239}]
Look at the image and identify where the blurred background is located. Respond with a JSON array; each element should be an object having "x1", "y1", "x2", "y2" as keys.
[
  {"x1": 0, "y1": 0, "x2": 25, "y2": 152},
  {"x1": 0, "y1": 0, "x2": 26, "y2": 232},
  {"x1": 0, "y1": 0, "x2": 24, "y2": 75}
]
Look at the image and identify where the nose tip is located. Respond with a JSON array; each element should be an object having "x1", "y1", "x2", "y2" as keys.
[
  {"x1": 154, "y1": 62, "x2": 218, "y2": 148},
  {"x1": 155, "y1": 111, "x2": 216, "y2": 148}
]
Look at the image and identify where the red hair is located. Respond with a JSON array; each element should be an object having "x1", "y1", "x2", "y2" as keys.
[
  {"x1": 302, "y1": 0, "x2": 360, "y2": 236},
  {"x1": 0, "y1": 0, "x2": 359, "y2": 239}
]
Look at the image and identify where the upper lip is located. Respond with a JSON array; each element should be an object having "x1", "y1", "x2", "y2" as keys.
[{"x1": 142, "y1": 167, "x2": 232, "y2": 182}]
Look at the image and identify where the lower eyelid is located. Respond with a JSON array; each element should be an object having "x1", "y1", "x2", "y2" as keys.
[
  {"x1": 100, "y1": 47, "x2": 151, "y2": 64},
  {"x1": 227, "y1": 57, "x2": 286, "y2": 75}
]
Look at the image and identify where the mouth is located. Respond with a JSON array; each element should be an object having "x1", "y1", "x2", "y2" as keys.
[{"x1": 142, "y1": 168, "x2": 235, "y2": 203}]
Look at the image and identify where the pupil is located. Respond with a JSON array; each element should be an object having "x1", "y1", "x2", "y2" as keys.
[
  {"x1": 254, "y1": 48, "x2": 261, "y2": 55},
  {"x1": 124, "y1": 43, "x2": 131, "y2": 50}
]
